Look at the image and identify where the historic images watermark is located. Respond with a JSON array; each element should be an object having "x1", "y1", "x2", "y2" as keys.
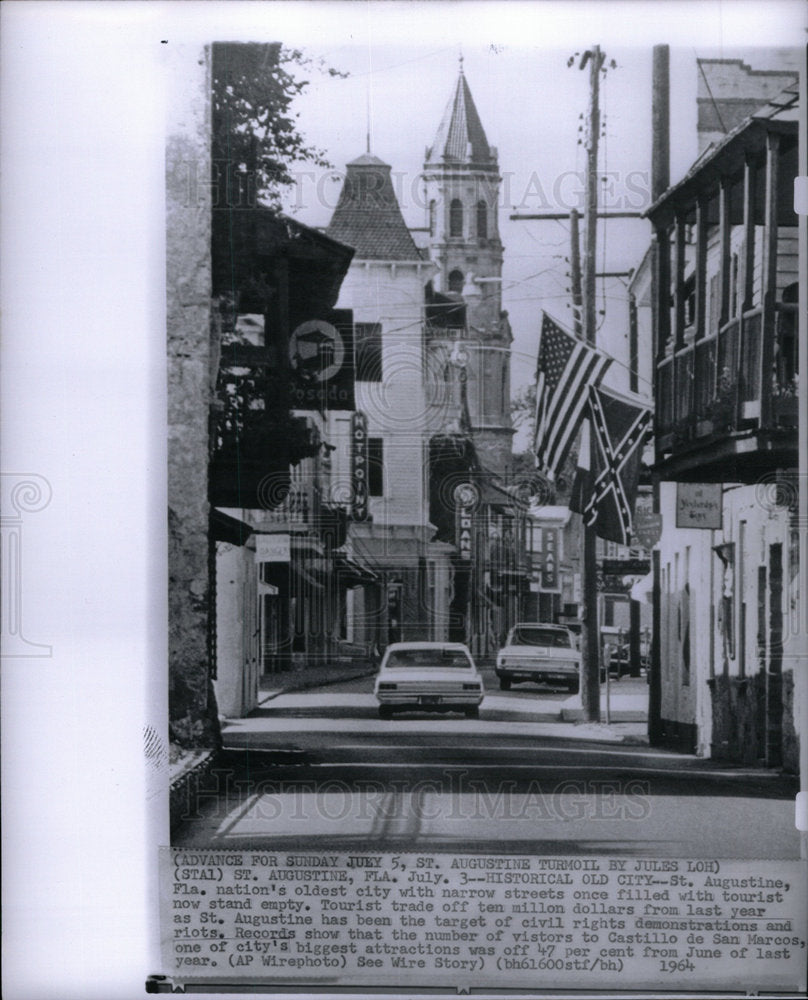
[
  {"x1": 0, "y1": 473, "x2": 52, "y2": 659},
  {"x1": 179, "y1": 160, "x2": 653, "y2": 216},
  {"x1": 176, "y1": 767, "x2": 652, "y2": 827}
]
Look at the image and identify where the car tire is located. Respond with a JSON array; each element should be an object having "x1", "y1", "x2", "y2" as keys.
[
  {"x1": 464, "y1": 706, "x2": 479, "y2": 719},
  {"x1": 378, "y1": 705, "x2": 392, "y2": 720},
  {"x1": 499, "y1": 677, "x2": 511, "y2": 691}
]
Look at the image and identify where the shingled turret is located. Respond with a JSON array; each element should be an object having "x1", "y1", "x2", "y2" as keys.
[{"x1": 326, "y1": 153, "x2": 422, "y2": 261}]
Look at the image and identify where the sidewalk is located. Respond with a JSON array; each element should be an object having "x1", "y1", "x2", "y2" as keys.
[{"x1": 257, "y1": 658, "x2": 378, "y2": 704}]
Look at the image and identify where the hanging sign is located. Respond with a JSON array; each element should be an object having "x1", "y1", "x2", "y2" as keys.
[
  {"x1": 454, "y1": 483, "x2": 477, "y2": 562},
  {"x1": 676, "y1": 483, "x2": 723, "y2": 529},
  {"x1": 289, "y1": 309, "x2": 355, "y2": 411},
  {"x1": 255, "y1": 533, "x2": 291, "y2": 562},
  {"x1": 351, "y1": 411, "x2": 369, "y2": 521},
  {"x1": 540, "y1": 526, "x2": 560, "y2": 591}
]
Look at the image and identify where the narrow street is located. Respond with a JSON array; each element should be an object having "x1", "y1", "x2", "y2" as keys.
[{"x1": 172, "y1": 670, "x2": 800, "y2": 859}]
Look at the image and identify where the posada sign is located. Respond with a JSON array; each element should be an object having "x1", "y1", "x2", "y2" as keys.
[{"x1": 289, "y1": 309, "x2": 355, "y2": 411}]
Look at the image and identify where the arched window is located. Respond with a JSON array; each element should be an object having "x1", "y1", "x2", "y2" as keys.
[
  {"x1": 448, "y1": 269, "x2": 465, "y2": 293},
  {"x1": 428, "y1": 199, "x2": 436, "y2": 237},
  {"x1": 449, "y1": 198, "x2": 463, "y2": 237},
  {"x1": 476, "y1": 200, "x2": 487, "y2": 240}
]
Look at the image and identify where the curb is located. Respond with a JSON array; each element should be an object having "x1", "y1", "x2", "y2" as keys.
[
  {"x1": 169, "y1": 748, "x2": 219, "y2": 832},
  {"x1": 560, "y1": 707, "x2": 648, "y2": 723},
  {"x1": 259, "y1": 665, "x2": 378, "y2": 703}
]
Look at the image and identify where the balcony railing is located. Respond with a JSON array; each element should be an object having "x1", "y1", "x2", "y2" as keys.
[{"x1": 656, "y1": 303, "x2": 797, "y2": 456}]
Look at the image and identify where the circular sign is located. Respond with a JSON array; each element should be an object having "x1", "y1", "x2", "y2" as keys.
[
  {"x1": 289, "y1": 320, "x2": 344, "y2": 383},
  {"x1": 454, "y1": 482, "x2": 479, "y2": 509}
]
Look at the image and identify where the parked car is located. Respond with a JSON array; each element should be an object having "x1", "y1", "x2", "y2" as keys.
[
  {"x1": 495, "y1": 623, "x2": 581, "y2": 692},
  {"x1": 373, "y1": 642, "x2": 484, "y2": 719}
]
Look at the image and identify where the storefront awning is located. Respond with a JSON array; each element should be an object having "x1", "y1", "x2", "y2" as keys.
[{"x1": 334, "y1": 553, "x2": 379, "y2": 587}]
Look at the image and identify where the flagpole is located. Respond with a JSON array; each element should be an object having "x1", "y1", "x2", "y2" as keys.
[{"x1": 580, "y1": 45, "x2": 606, "y2": 724}]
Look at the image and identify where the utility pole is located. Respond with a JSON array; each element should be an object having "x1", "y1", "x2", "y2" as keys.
[
  {"x1": 580, "y1": 44, "x2": 606, "y2": 723},
  {"x1": 569, "y1": 208, "x2": 583, "y2": 337}
]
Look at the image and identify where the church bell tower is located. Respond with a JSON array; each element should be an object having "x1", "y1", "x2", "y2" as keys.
[{"x1": 423, "y1": 59, "x2": 513, "y2": 477}]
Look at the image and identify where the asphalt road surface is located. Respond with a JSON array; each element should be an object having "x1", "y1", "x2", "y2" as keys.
[{"x1": 173, "y1": 668, "x2": 800, "y2": 858}]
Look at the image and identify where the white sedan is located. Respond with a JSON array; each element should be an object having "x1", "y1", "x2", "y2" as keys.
[{"x1": 373, "y1": 642, "x2": 485, "y2": 719}]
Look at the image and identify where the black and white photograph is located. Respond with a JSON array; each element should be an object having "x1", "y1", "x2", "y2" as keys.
[{"x1": 1, "y1": 2, "x2": 806, "y2": 998}]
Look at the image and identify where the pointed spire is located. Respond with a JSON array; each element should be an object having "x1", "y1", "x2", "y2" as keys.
[{"x1": 426, "y1": 64, "x2": 493, "y2": 166}]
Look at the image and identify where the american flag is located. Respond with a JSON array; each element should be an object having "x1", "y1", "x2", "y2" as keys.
[
  {"x1": 533, "y1": 312, "x2": 612, "y2": 478},
  {"x1": 581, "y1": 384, "x2": 652, "y2": 545}
]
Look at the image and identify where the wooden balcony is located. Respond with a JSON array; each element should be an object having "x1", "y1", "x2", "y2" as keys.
[{"x1": 654, "y1": 303, "x2": 797, "y2": 483}]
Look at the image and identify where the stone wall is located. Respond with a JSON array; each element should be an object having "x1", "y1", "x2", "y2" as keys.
[{"x1": 166, "y1": 47, "x2": 219, "y2": 746}]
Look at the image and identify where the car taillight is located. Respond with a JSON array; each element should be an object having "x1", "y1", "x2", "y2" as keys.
[
  {"x1": 377, "y1": 682, "x2": 397, "y2": 691},
  {"x1": 463, "y1": 683, "x2": 480, "y2": 690}
]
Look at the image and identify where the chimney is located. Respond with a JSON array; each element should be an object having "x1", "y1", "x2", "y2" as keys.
[{"x1": 652, "y1": 45, "x2": 670, "y2": 202}]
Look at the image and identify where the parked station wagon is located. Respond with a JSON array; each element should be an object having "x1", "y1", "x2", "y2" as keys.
[{"x1": 495, "y1": 623, "x2": 581, "y2": 692}]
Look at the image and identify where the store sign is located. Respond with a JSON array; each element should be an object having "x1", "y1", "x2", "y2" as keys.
[
  {"x1": 454, "y1": 483, "x2": 476, "y2": 562},
  {"x1": 351, "y1": 412, "x2": 369, "y2": 522},
  {"x1": 255, "y1": 533, "x2": 291, "y2": 563},
  {"x1": 676, "y1": 482, "x2": 723, "y2": 529},
  {"x1": 601, "y1": 559, "x2": 651, "y2": 576},
  {"x1": 539, "y1": 526, "x2": 560, "y2": 591},
  {"x1": 289, "y1": 309, "x2": 355, "y2": 411},
  {"x1": 634, "y1": 511, "x2": 663, "y2": 548}
]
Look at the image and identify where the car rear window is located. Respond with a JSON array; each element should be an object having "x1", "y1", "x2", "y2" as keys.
[
  {"x1": 509, "y1": 627, "x2": 573, "y2": 648},
  {"x1": 384, "y1": 649, "x2": 472, "y2": 669}
]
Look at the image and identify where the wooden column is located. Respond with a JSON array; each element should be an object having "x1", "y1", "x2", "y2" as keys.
[
  {"x1": 694, "y1": 196, "x2": 708, "y2": 338},
  {"x1": 760, "y1": 131, "x2": 780, "y2": 427},
  {"x1": 655, "y1": 226, "x2": 671, "y2": 362},
  {"x1": 718, "y1": 178, "x2": 732, "y2": 327},
  {"x1": 673, "y1": 213, "x2": 686, "y2": 350},
  {"x1": 742, "y1": 156, "x2": 756, "y2": 312}
]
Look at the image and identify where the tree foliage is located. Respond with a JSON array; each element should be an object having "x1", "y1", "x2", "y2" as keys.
[
  {"x1": 510, "y1": 382, "x2": 536, "y2": 431},
  {"x1": 212, "y1": 42, "x2": 347, "y2": 208}
]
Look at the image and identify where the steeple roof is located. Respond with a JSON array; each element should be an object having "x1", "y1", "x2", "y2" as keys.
[
  {"x1": 426, "y1": 64, "x2": 493, "y2": 166},
  {"x1": 326, "y1": 154, "x2": 422, "y2": 261}
]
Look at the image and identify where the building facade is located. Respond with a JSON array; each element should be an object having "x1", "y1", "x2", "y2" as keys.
[
  {"x1": 326, "y1": 154, "x2": 456, "y2": 648},
  {"x1": 646, "y1": 78, "x2": 801, "y2": 770}
]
